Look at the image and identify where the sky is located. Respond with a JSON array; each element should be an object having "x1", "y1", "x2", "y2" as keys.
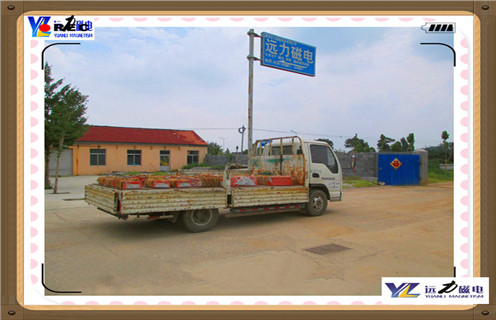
[{"x1": 46, "y1": 27, "x2": 454, "y2": 152}]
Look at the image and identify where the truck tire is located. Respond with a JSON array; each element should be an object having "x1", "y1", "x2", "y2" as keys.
[
  {"x1": 180, "y1": 209, "x2": 219, "y2": 232},
  {"x1": 305, "y1": 189, "x2": 328, "y2": 216}
]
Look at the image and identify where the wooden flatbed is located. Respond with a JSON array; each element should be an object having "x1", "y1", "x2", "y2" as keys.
[{"x1": 85, "y1": 184, "x2": 309, "y2": 216}]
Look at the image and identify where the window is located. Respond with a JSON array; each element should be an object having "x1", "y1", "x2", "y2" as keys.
[
  {"x1": 90, "y1": 149, "x2": 106, "y2": 166},
  {"x1": 310, "y1": 145, "x2": 338, "y2": 173},
  {"x1": 187, "y1": 151, "x2": 199, "y2": 165},
  {"x1": 127, "y1": 150, "x2": 141, "y2": 166}
]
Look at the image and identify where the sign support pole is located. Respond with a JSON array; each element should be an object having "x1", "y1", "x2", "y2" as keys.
[{"x1": 247, "y1": 29, "x2": 259, "y2": 171}]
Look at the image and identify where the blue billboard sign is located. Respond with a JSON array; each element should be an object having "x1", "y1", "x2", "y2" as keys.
[{"x1": 261, "y1": 32, "x2": 316, "y2": 77}]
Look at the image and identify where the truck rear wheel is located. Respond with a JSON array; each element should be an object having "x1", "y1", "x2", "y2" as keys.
[
  {"x1": 305, "y1": 189, "x2": 328, "y2": 216},
  {"x1": 180, "y1": 209, "x2": 219, "y2": 232}
]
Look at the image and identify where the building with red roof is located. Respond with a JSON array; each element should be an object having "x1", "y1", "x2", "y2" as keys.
[{"x1": 71, "y1": 125, "x2": 208, "y2": 175}]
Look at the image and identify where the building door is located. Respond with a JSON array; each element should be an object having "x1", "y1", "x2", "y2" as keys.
[
  {"x1": 160, "y1": 150, "x2": 171, "y2": 171},
  {"x1": 378, "y1": 154, "x2": 420, "y2": 185}
]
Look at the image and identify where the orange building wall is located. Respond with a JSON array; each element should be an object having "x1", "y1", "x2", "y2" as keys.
[{"x1": 73, "y1": 143, "x2": 207, "y2": 176}]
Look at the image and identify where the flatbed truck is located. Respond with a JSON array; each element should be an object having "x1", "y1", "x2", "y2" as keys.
[{"x1": 84, "y1": 136, "x2": 343, "y2": 232}]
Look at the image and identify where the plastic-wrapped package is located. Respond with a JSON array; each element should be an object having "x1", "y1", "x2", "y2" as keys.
[
  {"x1": 231, "y1": 176, "x2": 257, "y2": 187},
  {"x1": 170, "y1": 178, "x2": 202, "y2": 188},
  {"x1": 144, "y1": 178, "x2": 171, "y2": 188}
]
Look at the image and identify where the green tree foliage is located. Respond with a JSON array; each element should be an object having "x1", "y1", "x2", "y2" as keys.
[
  {"x1": 44, "y1": 63, "x2": 64, "y2": 188},
  {"x1": 45, "y1": 63, "x2": 89, "y2": 193},
  {"x1": 442, "y1": 130, "x2": 450, "y2": 142},
  {"x1": 379, "y1": 133, "x2": 415, "y2": 152},
  {"x1": 207, "y1": 142, "x2": 223, "y2": 155},
  {"x1": 426, "y1": 143, "x2": 453, "y2": 163},
  {"x1": 425, "y1": 130, "x2": 453, "y2": 163},
  {"x1": 377, "y1": 134, "x2": 395, "y2": 152},
  {"x1": 390, "y1": 141, "x2": 404, "y2": 152},
  {"x1": 406, "y1": 133, "x2": 415, "y2": 151},
  {"x1": 442, "y1": 130, "x2": 450, "y2": 164},
  {"x1": 317, "y1": 138, "x2": 334, "y2": 149},
  {"x1": 345, "y1": 134, "x2": 375, "y2": 152}
]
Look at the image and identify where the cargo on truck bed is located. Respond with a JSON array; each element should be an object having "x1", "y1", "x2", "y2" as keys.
[{"x1": 85, "y1": 136, "x2": 343, "y2": 232}]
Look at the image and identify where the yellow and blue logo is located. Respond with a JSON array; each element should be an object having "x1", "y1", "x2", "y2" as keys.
[
  {"x1": 386, "y1": 282, "x2": 421, "y2": 298},
  {"x1": 28, "y1": 16, "x2": 52, "y2": 37}
]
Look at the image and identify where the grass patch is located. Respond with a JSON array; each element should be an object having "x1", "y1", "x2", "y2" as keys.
[
  {"x1": 428, "y1": 159, "x2": 454, "y2": 183},
  {"x1": 343, "y1": 176, "x2": 379, "y2": 189}
]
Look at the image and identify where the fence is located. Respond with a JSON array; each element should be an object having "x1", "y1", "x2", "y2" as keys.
[{"x1": 204, "y1": 154, "x2": 248, "y2": 167}]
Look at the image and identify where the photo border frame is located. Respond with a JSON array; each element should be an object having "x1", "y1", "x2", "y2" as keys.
[{"x1": 1, "y1": 0, "x2": 494, "y2": 319}]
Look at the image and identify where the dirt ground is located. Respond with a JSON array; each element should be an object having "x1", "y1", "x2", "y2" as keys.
[{"x1": 44, "y1": 176, "x2": 453, "y2": 296}]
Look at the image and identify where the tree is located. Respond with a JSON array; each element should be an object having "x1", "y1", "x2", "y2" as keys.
[
  {"x1": 44, "y1": 63, "x2": 66, "y2": 189},
  {"x1": 345, "y1": 134, "x2": 375, "y2": 152},
  {"x1": 406, "y1": 133, "x2": 415, "y2": 151},
  {"x1": 390, "y1": 141, "x2": 404, "y2": 152},
  {"x1": 442, "y1": 130, "x2": 450, "y2": 164},
  {"x1": 207, "y1": 142, "x2": 223, "y2": 155},
  {"x1": 317, "y1": 138, "x2": 334, "y2": 149},
  {"x1": 224, "y1": 148, "x2": 234, "y2": 162},
  {"x1": 377, "y1": 134, "x2": 395, "y2": 152},
  {"x1": 45, "y1": 64, "x2": 89, "y2": 193},
  {"x1": 380, "y1": 133, "x2": 415, "y2": 152}
]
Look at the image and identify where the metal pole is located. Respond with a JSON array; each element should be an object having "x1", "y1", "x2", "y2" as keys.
[
  {"x1": 219, "y1": 137, "x2": 227, "y2": 151},
  {"x1": 247, "y1": 29, "x2": 258, "y2": 170}
]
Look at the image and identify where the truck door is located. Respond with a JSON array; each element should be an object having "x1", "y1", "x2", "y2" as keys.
[{"x1": 309, "y1": 144, "x2": 342, "y2": 201}]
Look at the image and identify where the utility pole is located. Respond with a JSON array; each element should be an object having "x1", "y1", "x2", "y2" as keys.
[
  {"x1": 219, "y1": 137, "x2": 228, "y2": 151},
  {"x1": 247, "y1": 29, "x2": 260, "y2": 170}
]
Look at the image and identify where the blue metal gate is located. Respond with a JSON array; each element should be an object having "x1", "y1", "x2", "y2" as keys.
[{"x1": 378, "y1": 154, "x2": 420, "y2": 185}]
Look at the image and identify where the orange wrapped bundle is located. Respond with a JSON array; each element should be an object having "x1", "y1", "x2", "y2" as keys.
[
  {"x1": 231, "y1": 176, "x2": 257, "y2": 187},
  {"x1": 114, "y1": 176, "x2": 142, "y2": 190},
  {"x1": 104, "y1": 176, "x2": 117, "y2": 188},
  {"x1": 198, "y1": 174, "x2": 223, "y2": 187},
  {"x1": 97, "y1": 176, "x2": 107, "y2": 186},
  {"x1": 144, "y1": 177, "x2": 171, "y2": 188},
  {"x1": 257, "y1": 175, "x2": 292, "y2": 186},
  {"x1": 171, "y1": 178, "x2": 202, "y2": 188},
  {"x1": 134, "y1": 174, "x2": 151, "y2": 185}
]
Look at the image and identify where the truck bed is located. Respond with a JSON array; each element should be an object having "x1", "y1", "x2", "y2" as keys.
[
  {"x1": 85, "y1": 184, "x2": 309, "y2": 216},
  {"x1": 85, "y1": 184, "x2": 226, "y2": 215}
]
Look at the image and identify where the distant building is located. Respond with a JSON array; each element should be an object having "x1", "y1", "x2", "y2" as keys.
[{"x1": 69, "y1": 125, "x2": 207, "y2": 175}]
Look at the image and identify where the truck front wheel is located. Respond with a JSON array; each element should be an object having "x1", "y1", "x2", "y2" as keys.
[
  {"x1": 305, "y1": 189, "x2": 328, "y2": 216},
  {"x1": 180, "y1": 209, "x2": 219, "y2": 232}
]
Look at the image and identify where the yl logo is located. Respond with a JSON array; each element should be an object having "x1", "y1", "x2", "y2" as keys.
[
  {"x1": 28, "y1": 16, "x2": 51, "y2": 37},
  {"x1": 386, "y1": 283, "x2": 421, "y2": 298}
]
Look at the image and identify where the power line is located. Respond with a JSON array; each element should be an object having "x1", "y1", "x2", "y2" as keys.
[{"x1": 178, "y1": 127, "x2": 447, "y2": 146}]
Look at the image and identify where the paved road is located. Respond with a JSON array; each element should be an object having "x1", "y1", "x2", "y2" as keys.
[{"x1": 44, "y1": 176, "x2": 453, "y2": 296}]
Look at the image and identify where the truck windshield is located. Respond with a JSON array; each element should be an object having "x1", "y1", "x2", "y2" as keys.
[{"x1": 310, "y1": 145, "x2": 339, "y2": 174}]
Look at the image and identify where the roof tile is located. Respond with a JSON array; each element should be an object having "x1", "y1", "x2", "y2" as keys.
[{"x1": 77, "y1": 126, "x2": 207, "y2": 146}]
